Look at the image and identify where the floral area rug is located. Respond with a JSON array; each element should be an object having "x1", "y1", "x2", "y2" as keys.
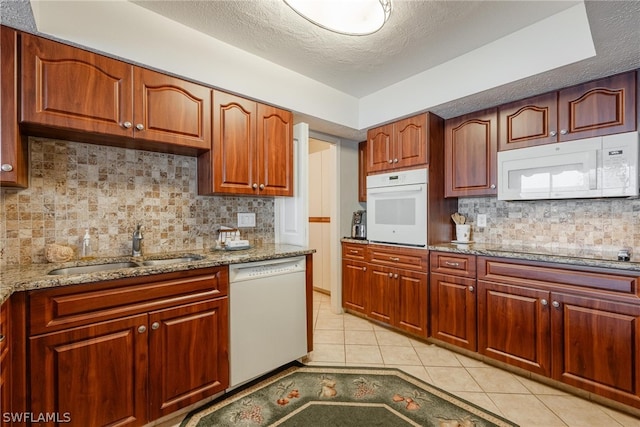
[{"x1": 181, "y1": 363, "x2": 518, "y2": 427}]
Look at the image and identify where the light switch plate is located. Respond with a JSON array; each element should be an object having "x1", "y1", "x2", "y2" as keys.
[
  {"x1": 237, "y1": 212, "x2": 256, "y2": 228},
  {"x1": 477, "y1": 214, "x2": 487, "y2": 228}
]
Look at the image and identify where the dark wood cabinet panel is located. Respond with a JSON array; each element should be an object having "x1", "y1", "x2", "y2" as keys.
[
  {"x1": 396, "y1": 270, "x2": 428, "y2": 337},
  {"x1": 358, "y1": 140, "x2": 367, "y2": 202},
  {"x1": 394, "y1": 114, "x2": 428, "y2": 169},
  {"x1": 444, "y1": 108, "x2": 497, "y2": 197},
  {"x1": 133, "y1": 67, "x2": 211, "y2": 150},
  {"x1": 257, "y1": 104, "x2": 293, "y2": 196},
  {"x1": 0, "y1": 299, "x2": 10, "y2": 427},
  {"x1": 430, "y1": 273, "x2": 477, "y2": 351},
  {"x1": 30, "y1": 314, "x2": 149, "y2": 427},
  {"x1": 367, "y1": 264, "x2": 395, "y2": 324},
  {"x1": 1, "y1": 26, "x2": 28, "y2": 188},
  {"x1": 367, "y1": 123, "x2": 394, "y2": 173},
  {"x1": 199, "y1": 91, "x2": 293, "y2": 196},
  {"x1": 498, "y1": 92, "x2": 559, "y2": 151},
  {"x1": 558, "y1": 71, "x2": 636, "y2": 141},
  {"x1": 477, "y1": 280, "x2": 551, "y2": 376},
  {"x1": 149, "y1": 299, "x2": 228, "y2": 420},
  {"x1": 551, "y1": 293, "x2": 640, "y2": 408},
  {"x1": 342, "y1": 259, "x2": 368, "y2": 314},
  {"x1": 20, "y1": 32, "x2": 134, "y2": 137}
]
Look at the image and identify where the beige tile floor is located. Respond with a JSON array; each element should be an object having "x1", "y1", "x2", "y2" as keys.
[{"x1": 307, "y1": 292, "x2": 640, "y2": 427}]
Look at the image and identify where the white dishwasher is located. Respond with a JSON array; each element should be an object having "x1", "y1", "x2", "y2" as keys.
[{"x1": 229, "y1": 256, "x2": 308, "y2": 388}]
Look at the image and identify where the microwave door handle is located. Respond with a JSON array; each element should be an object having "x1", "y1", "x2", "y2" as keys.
[
  {"x1": 368, "y1": 184, "x2": 423, "y2": 195},
  {"x1": 589, "y1": 151, "x2": 598, "y2": 190}
]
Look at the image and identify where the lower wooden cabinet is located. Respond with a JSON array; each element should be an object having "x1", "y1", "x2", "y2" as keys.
[
  {"x1": 342, "y1": 258, "x2": 368, "y2": 314},
  {"x1": 430, "y1": 273, "x2": 477, "y2": 351},
  {"x1": 0, "y1": 299, "x2": 10, "y2": 427},
  {"x1": 27, "y1": 268, "x2": 229, "y2": 426}
]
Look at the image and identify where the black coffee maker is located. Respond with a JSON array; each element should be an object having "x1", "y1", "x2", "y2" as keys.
[{"x1": 351, "y1": 210, "x2": 367, "y2": 239}]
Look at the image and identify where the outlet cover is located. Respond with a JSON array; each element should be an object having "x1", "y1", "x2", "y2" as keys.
[
  {"x1": 237, "y1": 212, "x2": 256, "y2": 228},
  {"x1": 477, "y1": 214, "x2": 487, "y2": 228}
]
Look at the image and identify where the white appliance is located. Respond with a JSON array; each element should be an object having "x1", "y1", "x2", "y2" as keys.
[
  {"x1": 366, "y1": 168, "x2": 428, "y2": 247},
  {"x1": 498, "y1": 131, "x2": 639, "y2": 201},
  {"x1": 229, "y1": 256, "x2": 307, "y2": 388}
]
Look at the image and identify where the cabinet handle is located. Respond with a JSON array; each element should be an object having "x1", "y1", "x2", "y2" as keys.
[
  {"x1": 541, "y1": 299, "x2": 548, "y2": 306},
  {"x1": 136, "y1": 123, "x2": 145, "y2": 131},
  {"x1": 444, "y1": 261, "x2": 460, "y2": 267},
  {"x1": 560, "y1": 129, "x2": 568, "y2": 135},
  {"x1": 490, "y1": 184, "x2": 496, "y2": 189},
  {"x1": 1, "y1": 164, "x2": 13, "y2": 172},
  {"x1": 393, "y1": 158, "x2": 398, "y2": 163},
  {"x1": 122, "y1": 121, "x2": 132, "y2": 129},
  {"x1": 138, "y1": 325, "x2": 147, "y2": 333},
  {"x1": 252, "y1": 183, "x2": 258, "y2": 189},
  {"x1": 390, "y1": 257, "x2": 400, "y2": 261},
  {"x1": 468, "y1": 286, "x2": 474, "y2": 292},
  {"x1": 388, "y1": 159, "x2": 393, "y2": 164},
  {"x1": 552, "y1": 301, "x2": 560, "y2": 308},
  {"x1": 259, "y1": 184, "x2": 265, "y2": 190},
  {"x1": 549, "y1": 131, "x2": 557, "y2": 137},
  {"x1": 349, "y1": 250, "x2": 359, "y2": 254},
  {"x1": 151, "y1": 322, "x2": 160, "y2": 330},
  {"x1": 0, "y1": 334, "x2": 5, "y2": 342}
]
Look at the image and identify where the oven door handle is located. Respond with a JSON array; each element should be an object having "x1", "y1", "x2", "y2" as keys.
[{"x1": 367, "y1": 184, "x2": 423, "y2": 195}]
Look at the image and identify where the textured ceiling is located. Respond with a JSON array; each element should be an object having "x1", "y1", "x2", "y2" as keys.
[{"x1": 131, "y1": 0, "x2": 580, "y2": 98}]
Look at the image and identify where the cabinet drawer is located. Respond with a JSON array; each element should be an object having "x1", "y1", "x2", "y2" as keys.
[
  {"x1": 367, "y1": 245, "x2": 428, "y2": 272},
  {"x1": 342, "y1": 243, "x2": 367, "y2": 260},
  {"x1": 29, "y1": 267, "x2": 228, "y2": 335},
  {"x1": 430, "y1": 252, "x2": 476, "y2": 278}
]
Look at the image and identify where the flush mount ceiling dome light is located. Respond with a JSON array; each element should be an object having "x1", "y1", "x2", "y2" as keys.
[{"x1": 284, "y1": 0, "x2": 392, "y2": 36}]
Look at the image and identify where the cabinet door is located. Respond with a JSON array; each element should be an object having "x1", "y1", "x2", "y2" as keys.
[
  {"x1": 148, "y1": 299, "x2": 228, "y2": 420},
  {"x1": 444, "y1": 108, "x2": 497, "y2": 197},
  {"x1": 133, "y1": 67, "x2": 211, "y2": 150},
  {"x1": 558, "y1": 71, "x2": 636, "y2": 141},
  {"x1": 0, "y1": 300, "x2": 10, "y2": 427},
  {"x1": 342, "y1": 259, "x2": 368, "y2": 314},
  {"x1": 358, "y1": 140, "x2": 367, "y2": 202},
  {"x1": 30, "y1": 314, "x2": 148, "y2": 427},
  {"x1": 211, "y1": 91, "x2": 257, "y2": 195},
  {"x1": 430, "y1": 273, "x2": 477, "y2": 351},
  {"x1": 257, "y1": 104, "x2": 293, "y2": 196},
  {"x1": 367, "y1": 264, "x2": 395, "y2": 324},
  {"x1": 20, "y1": 32, "x2": 133, "y2": 137},
  {"x1": 367, "y1": 124, "x2": 394, "y2": 173},
  {"x1": 551, "y1": 293, "x2": 640, "y2": 408},
  {"x1": 1, "y1": 26, "x2": 28, "y2": 188},
  {"x1": 393, "y1": 114, "x2": 428, "y2": 169},
  {"x1": 395, "y1": 269, "x2": 428, "y2": 337},
  {"x1": 477, "y1": 281, "x2": 551, "y2": 376},
  {"x1": 498, "y1": 92, "x2": 558, "y2": 151}
]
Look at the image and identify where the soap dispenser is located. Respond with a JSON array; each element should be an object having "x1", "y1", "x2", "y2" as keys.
[{"x1": 81, "y1": 229, "x2": 92, "y2": 259}]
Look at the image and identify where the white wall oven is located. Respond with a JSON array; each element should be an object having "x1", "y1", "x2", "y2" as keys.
[{"x1": 366, "y1": 168, "x2": 427, "y2": 247}]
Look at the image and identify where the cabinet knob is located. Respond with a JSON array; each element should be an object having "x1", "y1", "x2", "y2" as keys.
[
  {"x1": 122, "y1": 121, "x2": 132, "y2": 129},
  {"x1": 138, "y1": 325, "x2": 147, "y2": 334},
  {"x1": 393, "y1": 158, "x2": 398, "y2": 163},
  {"x1": 490, "y1": 184, "x2": 496, "y2": 189},
  {"x1": 560, "y1": 129, "x2": 568, "y2": 135},
  {"x1": 259, "y1": 184, "x2": 265, "y2": 190},
  {"x1": 388, "y1": 272, "x2": 393, "y2": 278},
  {"x1": 549, "y1": 131, "x2": 557, "y2": 137},
  {"x1": 468, "y1": 286, "x2": 474, "y2": 292},
  {"x1": 541, "y1": 299, "x2": 548, "y2": 306},
  {"x1": 363, "y1": 266, "x2": 367, "y2": 271},
  {"x1": 136, "y1": 123, "x2": 145, "y2": 131},
  {"x1": 388, "y1": 159, "x2": 393, "y2": 164},
  {"x1": 151, "y1": 322, "x2": 160, "y2": 330},
  {"x1": 552, "y1": 301, "x2": 560, "y2": 308},
  {"x1": 1, "y1": 164, "x2": 13, "y2": 172},
  {"x1": 0, "y1": 334, "x2": 5, "y2": 342},
  {"x1": 252, "y1": 183, "x2": 258, "y2": 189},
  {"x1": 394, "y1": 273, "x2": 398, "y2": 279}
]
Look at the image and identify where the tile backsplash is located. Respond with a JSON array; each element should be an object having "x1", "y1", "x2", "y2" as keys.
[
  {"x1": 0, "y1": 138, "x2": 275, "y2": 266},
  {"x1": 458, "y1": 197, "x2": 640, "y2": 258}
]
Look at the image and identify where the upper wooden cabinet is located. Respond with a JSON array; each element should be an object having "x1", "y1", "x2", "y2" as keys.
[
  {"x1": 0, "y1": 26, "x2": 28, "y2": 188},
  {"x1": 198, "y1": 91, "x2": 293, "y2": 196},
  {"x1": 444, "y1": 108, "x2": 498, "y2": 197},
  {"x1": 367, "y1": 113, "x2": 428, "y2": 173},
  {"x1": 20, "y1": 32, "x2": 211, "y2": 154},
  {"x1": 499, "y1": 71, "x2": 637, "y2": 150}
]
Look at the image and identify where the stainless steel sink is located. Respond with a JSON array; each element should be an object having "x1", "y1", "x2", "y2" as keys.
[
  {"x1": 141, "y1": 256, "x2": 203, "y2": 266},
  {"x1": 48, "y1": 262, "x2": 141, "y2": 275}
]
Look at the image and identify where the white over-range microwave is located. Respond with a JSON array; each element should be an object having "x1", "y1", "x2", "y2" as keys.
[
  {"x1": 498, "y1": 131, "x2": 639, "y2": 201},
  {"x1": 366, "y1": 168, "x2": 427, "y2": 247}
]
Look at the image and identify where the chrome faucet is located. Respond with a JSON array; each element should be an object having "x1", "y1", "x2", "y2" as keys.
[{"x1": 132, "y1": 224, "x2": 143, "y2": 256}]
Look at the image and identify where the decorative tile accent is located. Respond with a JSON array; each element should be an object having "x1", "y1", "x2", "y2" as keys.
[
  {"x1": 458, "y1": 197, "x2": 640, "y2": 257},
  {"x1": 0, "y1": 138, "x2": 274, "y2": 266}
]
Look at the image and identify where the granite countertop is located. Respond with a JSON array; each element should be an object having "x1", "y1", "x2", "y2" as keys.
[
  {"x1": 341, "y1": 237, "x2": 640, "y2": 272},
  {"x1": 0, "y1": 244, "x2": 315, "y2": 305}
]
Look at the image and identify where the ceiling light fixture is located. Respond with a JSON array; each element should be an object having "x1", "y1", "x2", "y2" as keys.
[{"x1": 284, "y1": 0, "x2": 392, "y2": 36}]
